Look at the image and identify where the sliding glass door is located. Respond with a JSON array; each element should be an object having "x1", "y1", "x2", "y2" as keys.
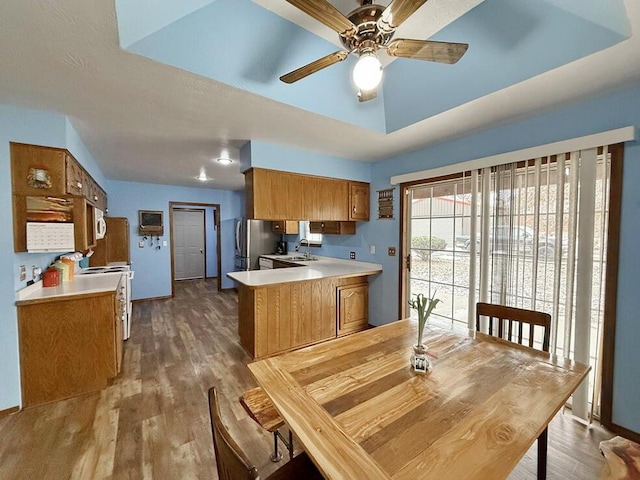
[{"x1": 401, "y1": 145, "x2": 622, "y2": 421}]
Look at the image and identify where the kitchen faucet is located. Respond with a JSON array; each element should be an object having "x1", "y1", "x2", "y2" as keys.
[{"x1": 294, "y1": 238, "x2": 312, "y2": 260}]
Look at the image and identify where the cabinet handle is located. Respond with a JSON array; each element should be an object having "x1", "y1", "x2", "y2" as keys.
[{"x1": 353, "y1": 205, "x2": 357, "y2": 213}]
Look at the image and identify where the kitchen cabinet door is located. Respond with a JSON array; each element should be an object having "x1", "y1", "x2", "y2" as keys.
[
  {"x1": 65, "y1": 154, "x2": 84, "y2": 196},
  {"x1": 337, "y1": 284, "x2": 369, "y2": 336},
  {"x1": 10, "y1": 143, "x2": 67, "y2": 196},
  {"x1": 349, "y1": 182, "x2": 370, "y2": 221},
  {"x1": 320, "y1": 178, "x2": 349, "y2": 221},
  {"x1": 309, "y1": 221, "x2": 355, "y2": 235},
  {"x1": 17, "y1": 292, "x2": 118, "y2": 407},
  {"x1": 272, "y1": 221, "x2": 299, "y2": 234}
]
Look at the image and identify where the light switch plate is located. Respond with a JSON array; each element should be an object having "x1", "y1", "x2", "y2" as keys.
[
  {"x1": 163, "y1": 240, "x2": 168, "y2": 247},
  {"x1": 19, "y1": 265, "x2": 26, "y2": 281},
  {"x1": 138, "y1": 241, "x2": 144, "y2": 248},
  {"x1": 388, "y1": 246, "x2": 396, "y2": 256}
]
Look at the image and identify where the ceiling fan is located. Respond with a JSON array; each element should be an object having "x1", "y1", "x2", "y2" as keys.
[{"x1": 280, "y1": 0, "x2": 469, "y2": 101}]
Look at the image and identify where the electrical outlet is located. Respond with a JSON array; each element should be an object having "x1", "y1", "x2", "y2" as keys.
[
  {"x1": 162, "y1": 240, "x2": 168, "y2": 247},
  {"x1": 370, "y1": 245, "x2": 376, "y2": 254},
  {"x1": 138, "y1": 241, "x2": 144, "y2": 248},
  {"x1": 350, "y1": 251, "x2": 356, "y2": 260},
  {"x1": 19, "y1": 265, "x2": 26, "y2": 281},
  {"x1": 388, "y1": 246, "x2": 396, "y2": 256}
]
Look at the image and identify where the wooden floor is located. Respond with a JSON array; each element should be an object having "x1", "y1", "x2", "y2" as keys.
[{"x1": 0, "y1": 280, "x2": 613, "y2": 479}]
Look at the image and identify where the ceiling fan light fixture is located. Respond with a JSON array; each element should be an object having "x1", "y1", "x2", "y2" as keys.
[{"x1": 352, "y1": 51, "x2": 383, "y2": 91}]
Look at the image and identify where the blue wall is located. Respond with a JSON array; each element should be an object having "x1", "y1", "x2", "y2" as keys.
[
  {"x1": 105, "y1": 180, "x2": 242, "y2": 299},
  {"x1": 1, "y1": 106, "x2": 104, "y2": 411}
]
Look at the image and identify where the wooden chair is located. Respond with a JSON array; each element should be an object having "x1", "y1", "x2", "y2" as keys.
[
  {"x1": 208, "y1": 387, "x2": 323, "y2": 480},
  {"x1": 476, "y1": 302, "x2": 552, "y2": 480},
  {"x1": 240, "y1": 387, "x2": 293, "y2": 462}
]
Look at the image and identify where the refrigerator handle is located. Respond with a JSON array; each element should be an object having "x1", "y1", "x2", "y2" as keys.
[{"x1": 235, "y1": 219, "x2": 241, "y2": 254}]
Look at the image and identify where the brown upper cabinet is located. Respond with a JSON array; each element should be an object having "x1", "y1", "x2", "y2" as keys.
[
  {"x1": 309, "y1": 221, "x2": 356, "y2": 235},
  {"x1": 10, "y1": 142, "x2": 108, "y2": 252},
  {"x1": 349, "y1": 182, "x2": 370, "y2": 221},
  {"x1": 246, "y1": 168, "x2": 369, "y2": 222},
  {"x1": 11, "y1": 143, "x2": 107, "y2": 210},
  {"x1": 272, "y1": 221, "x2": 299, "y2": 234}
]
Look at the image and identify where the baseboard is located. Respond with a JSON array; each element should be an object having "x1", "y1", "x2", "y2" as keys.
[
  {"x1": 607, "y1": 422, "x2": 640, "y2": 444},
  {"x1": 0, "y1": 406, "x2": 19, "y2": 418},
  {"x1": 131, "y1": 295, "x2": 172, "y2": 304},
  {"x1": 220, "y1": 287, "x2": 237, "y2": 293}
]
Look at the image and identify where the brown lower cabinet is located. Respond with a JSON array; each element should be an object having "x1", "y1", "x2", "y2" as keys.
[
  {"x1": 337, "y1": 283, "x2": 369, "y2": 336},
  {"x1": 238, "y1": 276, "x2": 369, "y2": 359},
  {"x1": 17, "y1": 285, "x2": 123, "y2": 408}
]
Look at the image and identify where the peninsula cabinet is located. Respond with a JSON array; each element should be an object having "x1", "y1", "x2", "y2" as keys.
[
  {"x1": 17, "y1": 287, "x2": 123, "y2": 408},
  {"x1": 245, "y1": 168, "x2": 369, "y2": 222},
  {"x1": 238, "y1": 276, "x2": 369, "y2": 359},
  {"x1": 337, "y1": 283, "x2": 369, "y2": 336}
]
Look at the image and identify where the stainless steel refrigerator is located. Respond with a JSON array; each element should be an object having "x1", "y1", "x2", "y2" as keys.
[{"x1": 234, "y1": 218, "x2": 280, "y2": 271}]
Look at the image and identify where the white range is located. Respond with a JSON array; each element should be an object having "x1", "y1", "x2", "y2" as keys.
[{"x1": 77, "y1": 265, "x2": 134, "y2": 340}]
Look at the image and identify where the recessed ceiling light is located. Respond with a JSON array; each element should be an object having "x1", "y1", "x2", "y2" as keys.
[
  {"x1": 197, "y1": 171, "x2": 209, "y2": 181},
  {"x1": 216, "y1": 157, "x2": 232, "y2": 165}
]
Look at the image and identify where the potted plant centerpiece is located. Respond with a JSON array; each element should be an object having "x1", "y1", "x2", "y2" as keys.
[{"x1": 408, "y1": 291, "x2": 440, "y2": 373}]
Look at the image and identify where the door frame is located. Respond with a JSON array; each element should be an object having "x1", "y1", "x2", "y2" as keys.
[
  {"x1": 169, "y1": 201, "x2": 222, "y2": 296},
  {"x1": 172, "y1": 207, "x2": 206, "y2": 282}
]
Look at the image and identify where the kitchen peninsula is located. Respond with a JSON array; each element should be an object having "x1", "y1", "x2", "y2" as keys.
[{"x1": 228, "y1": 256, "x2": 381, "y2": 359}]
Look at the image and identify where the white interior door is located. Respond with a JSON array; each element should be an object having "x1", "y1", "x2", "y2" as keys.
[{"x1": 173, "y1": 209, "x2": 205, "y2": 281}]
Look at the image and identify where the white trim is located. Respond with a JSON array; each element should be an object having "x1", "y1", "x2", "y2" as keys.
[{"x1": 390, "y1": 126, "x2": 636, "y2": 185}]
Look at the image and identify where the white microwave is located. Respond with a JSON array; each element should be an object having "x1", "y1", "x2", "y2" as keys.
[{"x1": 95, "y1": 208, "x2": 107, "y2": 240}]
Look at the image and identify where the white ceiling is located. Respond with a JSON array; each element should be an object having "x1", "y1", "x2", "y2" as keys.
[{"x1": 0, "y1": 0, "x2": 638, "y2": 191}]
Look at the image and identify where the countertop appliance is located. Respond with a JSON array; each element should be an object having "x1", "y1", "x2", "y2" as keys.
[
  {"x1": 276, "y1": 240, "x2": 287, "y2": 255},
  {"x1": 95, "y1": 208, "x2": 106, "y2": 240},
  {"x1": 77, "y1": 264, "x2": 134, "y2": 340},
  {"x1": 235, "y1": 218, "x2": 280, "y2": 271}
]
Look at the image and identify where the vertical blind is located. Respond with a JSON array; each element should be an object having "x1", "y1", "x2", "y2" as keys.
[{"x1": 407, "y1": 145, "x2": 613, "y2": 420}]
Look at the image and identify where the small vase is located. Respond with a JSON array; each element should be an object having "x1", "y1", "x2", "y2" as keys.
[{"x1": 410, "y1": 344, "x2": 431, "y2": 373}]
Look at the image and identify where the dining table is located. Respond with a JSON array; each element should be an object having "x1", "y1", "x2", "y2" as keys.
[{"x1": 247, "y1": 318, "x2": 590, "y2": 480}]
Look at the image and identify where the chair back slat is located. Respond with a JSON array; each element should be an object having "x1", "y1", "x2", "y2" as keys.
[
  {"x1": 476, "y1": 302, "x2": 551, "y2": 352},
  {"x1": 208, "y1": 387, "x2": 260, "y2": 480}
]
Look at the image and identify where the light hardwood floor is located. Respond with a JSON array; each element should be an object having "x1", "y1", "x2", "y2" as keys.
[{"x1": 0, "y1": 280, "x2": 612, "y2": 479}]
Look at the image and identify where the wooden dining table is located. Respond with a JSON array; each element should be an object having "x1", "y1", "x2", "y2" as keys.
[{"x1": 248, "y1": 319, "x2": 590, "y2": 479}]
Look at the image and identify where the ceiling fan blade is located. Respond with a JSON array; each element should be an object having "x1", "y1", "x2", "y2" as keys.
[
  {"x1": 387, "y1": 39, "x2": 468, "y2": 64},
  {"x1": 379, "y1": 0, "x2": 429, "y2": 32},
  {"x1": 280, "y1": 51, "x2": 349, "y2": 84},
  {"x1": 357, "y1": 88, "x2": 378, "y2": 102},
  {"x1": 285, "y1": 0, "x2": 357, "y2": 37}
]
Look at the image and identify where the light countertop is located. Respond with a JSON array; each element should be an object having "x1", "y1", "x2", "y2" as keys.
[
  {"x1": 227, "y1": 255, "x2": 382, "y2": 287},
  {"x1": 16, "y1": 275, "x2": 122, "y2": 305}
]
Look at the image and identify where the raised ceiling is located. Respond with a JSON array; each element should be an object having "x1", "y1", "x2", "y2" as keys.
[{"x1": 0, "y1": 0, "x2": 637, "y2": 190}]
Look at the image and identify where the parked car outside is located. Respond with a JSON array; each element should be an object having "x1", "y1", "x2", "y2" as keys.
[{"x1": 455, "y1": 226, "x2": 563, "y2": 260}]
